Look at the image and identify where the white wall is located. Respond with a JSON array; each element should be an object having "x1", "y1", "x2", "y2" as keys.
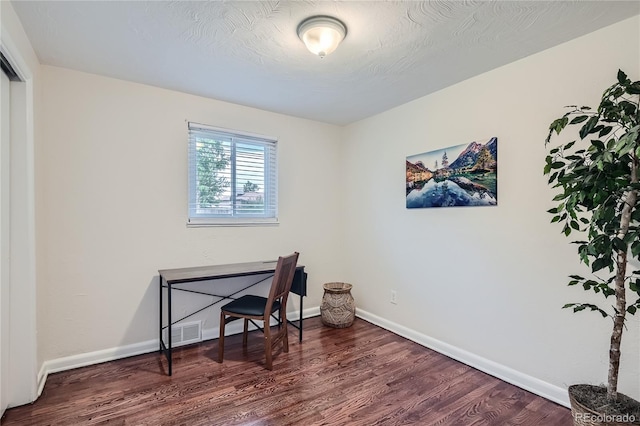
[
  {"x1": 19, "y1": 7, "x2": 640, "y2": 410},
  {"x1": 1, "y1": 0, "x2": 40, "y2": 409},
  {"x1": 342, "y1": 15, "x2": 640, "y2": 403},
  {"x1": 38, "y1": 66, "x2": 345, "y2": 362}
]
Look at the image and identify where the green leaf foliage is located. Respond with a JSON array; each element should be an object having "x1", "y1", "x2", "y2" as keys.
[
  {"x1": 579, "y1": 116, "x2": 599, "y2": 139},
  {"x1": 562, "y1": 303, "x2": 609, "y2": 318},
  {"x1": 617, "y1": 69, "x2": 628, "y2": 85},
  {"x1": 545, "y1": 70, "x2": 640, "y2": 329},
  {"x1": 570, "y1": 116, "x2": 589, "y2": 125},
  {"x1": 627, "y1": 82, "x2": 640, "y2": 95}
]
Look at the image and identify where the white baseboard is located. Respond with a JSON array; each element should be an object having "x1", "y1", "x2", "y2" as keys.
[
  {"x1": 355, "y1": 308, "x2": 570, "y2": 408},
  {"x1": 35, "y1": 307, "x2": 319, "y2": 397},
  {"x1": 35, "y1": 305, "x2": 568, "y2": 409},
  {"x1": 37, "y1": 338, "x2": 159, "y2": 397}
]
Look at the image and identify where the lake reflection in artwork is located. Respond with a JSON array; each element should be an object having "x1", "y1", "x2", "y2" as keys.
[{"x1": 406, "y1": 137, "x2": 498, "y2": 208}]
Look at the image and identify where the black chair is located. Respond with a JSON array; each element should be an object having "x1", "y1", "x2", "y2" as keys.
[{"x1": 218, "y1": 252, "x2": 299, "y2": 370}]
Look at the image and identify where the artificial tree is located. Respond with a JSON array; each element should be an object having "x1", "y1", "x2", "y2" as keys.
[{"x1": 545, "y1": 70, "x2": 640, "y2": 417}]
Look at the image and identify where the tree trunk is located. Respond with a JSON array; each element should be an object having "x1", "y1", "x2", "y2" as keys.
[{"x1": 608, "y1": 155, "x2": 638, "y2": 401}]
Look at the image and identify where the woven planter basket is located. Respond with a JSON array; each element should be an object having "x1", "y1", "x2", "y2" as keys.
[
  {"x1": 569, "y1": 385, "x2": 639, "y2": 426},
  {"x1": 320, "y1": 282, "x2": 355, "y2": 328}
]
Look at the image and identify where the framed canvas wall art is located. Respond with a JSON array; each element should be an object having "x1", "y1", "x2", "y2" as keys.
[{"x1": 406, "y1": 137, "x2": 498, "y2": 208}]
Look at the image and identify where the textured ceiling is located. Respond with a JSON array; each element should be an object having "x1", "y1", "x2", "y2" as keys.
[{"x1": 10, "y1": 0, "x2": 640, "y2": 125}]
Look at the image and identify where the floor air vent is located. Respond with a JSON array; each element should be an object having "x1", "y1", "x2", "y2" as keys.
[{"x1": 165, "y1": 320, "x2": 202, "y2": 347}]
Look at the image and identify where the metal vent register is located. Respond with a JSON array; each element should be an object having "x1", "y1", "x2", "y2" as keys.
[{"x1": 164, "y1": 321, "x2": 202, "y2": 347}]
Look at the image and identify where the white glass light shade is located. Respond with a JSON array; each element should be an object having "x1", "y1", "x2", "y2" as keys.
[{"x1": 297, "y1": 16, "x2": 347, "y2": 58}]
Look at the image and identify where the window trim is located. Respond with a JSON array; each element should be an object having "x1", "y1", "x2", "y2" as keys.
[{"x1": 187, "y1": 122, "x2": 279, "y2": 227}]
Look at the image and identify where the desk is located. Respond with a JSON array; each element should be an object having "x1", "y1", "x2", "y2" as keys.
[{"x1": 158, "y1": 261, "x2": 307, "y2": 375}]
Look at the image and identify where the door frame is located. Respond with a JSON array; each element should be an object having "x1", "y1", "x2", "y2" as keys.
[{"x1": 0, "y1": 24, "x2": 38, "y2": 410}]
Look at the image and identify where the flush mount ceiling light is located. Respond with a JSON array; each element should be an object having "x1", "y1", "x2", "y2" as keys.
[{"x1": 297, "y1": 16, "x2": 347, "y2": 58}]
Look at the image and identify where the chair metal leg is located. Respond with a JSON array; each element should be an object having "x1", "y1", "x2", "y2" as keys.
[{"x1": 218, "y1": 311, "x2": 226, "y2": 363}]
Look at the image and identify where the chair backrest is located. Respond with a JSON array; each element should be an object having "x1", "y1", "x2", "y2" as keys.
[{"x1": 265, "y1": 252, "x2": 299, "y2": 317}]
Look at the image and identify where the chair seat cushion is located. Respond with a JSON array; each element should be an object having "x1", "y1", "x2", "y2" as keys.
[{"x1": 222, "y1": 295, "x2": 281, "y2": 317}]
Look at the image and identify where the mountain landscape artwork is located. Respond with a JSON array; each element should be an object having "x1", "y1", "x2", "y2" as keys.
[{"x1": 406, "y1": 137, "x2": 498, "y2": 208}]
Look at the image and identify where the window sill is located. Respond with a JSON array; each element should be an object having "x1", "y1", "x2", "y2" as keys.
[{"x1": 186, "y1": 218, "x2": 279, "y2": 228}]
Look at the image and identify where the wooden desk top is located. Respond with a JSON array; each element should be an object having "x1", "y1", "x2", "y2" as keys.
[{"x1": 159, "y1": 261, "x2": 304, "y2": 285}]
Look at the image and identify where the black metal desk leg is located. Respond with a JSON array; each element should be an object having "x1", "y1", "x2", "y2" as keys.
[
  {"x1": 168, "y1": 283, "x2": 172, "y2": 376},
  {"x1": 159, "y1": 277, "x2": 163, "y2": 353},
  {"x1": 299, "y1": 291, "x2": 303, "y2": 342}
]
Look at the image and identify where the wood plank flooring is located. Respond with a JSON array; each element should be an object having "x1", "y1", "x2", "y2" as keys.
[{"x1": 2, "y1": 317, "x2": 572, "y2": 425}]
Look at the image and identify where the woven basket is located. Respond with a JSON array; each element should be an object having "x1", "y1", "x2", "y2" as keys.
[
  {"x1": 320, "y1": 282, "x2": 355, "y2": 328},
  {"x1": 569, "y1": 385, "x2": 639, "y2": 426}
]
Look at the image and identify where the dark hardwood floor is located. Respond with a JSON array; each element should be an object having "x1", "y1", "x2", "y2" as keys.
[{"x1": 2, "y1": 317, "x2": 572, "y2": 425}]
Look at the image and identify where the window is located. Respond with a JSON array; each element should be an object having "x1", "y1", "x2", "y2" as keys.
[{"x1": 188, "y1": 122, "x2": 277, "y2": 226}]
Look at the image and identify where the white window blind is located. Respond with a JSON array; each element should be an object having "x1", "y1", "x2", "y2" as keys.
[{"x1": 188, "y1": 122, "x2": 278, "y2": 226}]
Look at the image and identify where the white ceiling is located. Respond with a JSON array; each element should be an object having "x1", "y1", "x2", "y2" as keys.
[{"x1": 10, "y1": 1, "x2": 640, "y2": 125}]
